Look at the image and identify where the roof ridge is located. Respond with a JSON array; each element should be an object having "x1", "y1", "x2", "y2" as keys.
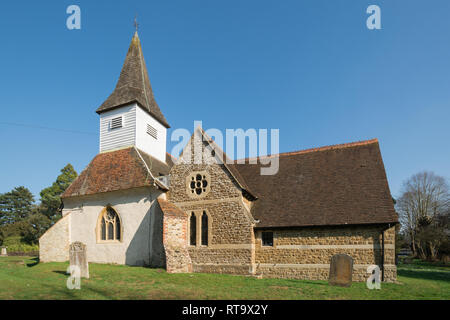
[
  {"x1": 189, "y1": 127, "x2": 257, "y2": 198},
  {"x1": 63, "y1": 147, "x2": 172, "y2": 198},
  {"x1": 96, "y1": 32, "x2": 170, "y2": 128},
  {"x1": 136, "y1": 32, "x2": 151, "y2": 109},
  {"x1": 133, "y1": 146, "x2": 153, "y2": 180},
  {"x1": 166, "y1": 152, "x2": 177, "y2": 160},
  {"x1": 238, "y1": 138, "x2": 379, "y2": 162},
  {"x1": 136, "y1": 147, "x2": 169, "y2": 166}
]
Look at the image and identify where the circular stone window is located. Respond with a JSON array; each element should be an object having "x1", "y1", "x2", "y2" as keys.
[{"x1": 187, "y1": 171, "x2": 210, "y2": 198}]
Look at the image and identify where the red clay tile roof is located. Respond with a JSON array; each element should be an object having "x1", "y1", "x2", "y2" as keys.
[
  {"x1": 157, "y1": 198, "x2": 187, "y2": 218},
  {"x1": 96, "y1": 32, "x2": 170, "y2": 128},
  {"x1": 62, "y1": 147, "x2": 172, "y2": 198},
  {"x1": 232, "y1": 139, "x2": 398, "y2": 228}
]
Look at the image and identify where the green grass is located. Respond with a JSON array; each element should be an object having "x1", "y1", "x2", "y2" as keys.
[{"x1": 0, "y1": 256, "x2": 448, "y2": 300}]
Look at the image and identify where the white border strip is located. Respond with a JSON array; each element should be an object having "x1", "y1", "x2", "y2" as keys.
[
  {"x1": 257, "y1": 263, "x2": 396, "y2": 269},
  {"x1": 274, "y1": 244, "x2": 395, "y2": 250}
]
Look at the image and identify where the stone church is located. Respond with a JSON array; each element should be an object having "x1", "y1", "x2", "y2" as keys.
[{"x1": 39, "y1": 32, "x2": 398, "y2": 282}]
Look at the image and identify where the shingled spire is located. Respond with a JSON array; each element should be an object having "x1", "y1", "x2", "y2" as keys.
[{"x1": 96, "y1": 32, "x2": 170, "y2": 128}]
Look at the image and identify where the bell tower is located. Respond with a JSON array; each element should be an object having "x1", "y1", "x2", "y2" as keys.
[{"x1": 96, "y1": 32, "x2": 170, "y2": 163}]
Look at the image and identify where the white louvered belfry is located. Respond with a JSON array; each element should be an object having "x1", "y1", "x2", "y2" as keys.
[{"x1": 99, "y1": 103, "x2": 167, "y2": 162}]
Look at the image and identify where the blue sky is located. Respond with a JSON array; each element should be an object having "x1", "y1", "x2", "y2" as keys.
[{"x1": 0, "y1": 0, "x2": 449, "y2": 201}]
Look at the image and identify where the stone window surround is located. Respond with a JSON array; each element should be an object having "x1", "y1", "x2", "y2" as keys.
[
  {"x1": 187, "y1": 209, "x2": 212, "y2": 248},
  {"x1": 95, "y1": 205, "x2": 123, "y2": 244},
  {"x1": 189, "y1": 212, "x2": 197, "y2": 246},
  {"x1": 186, "y1": 171, "x2": 211, "y2": 199},
  {"x1": 261, "y1": 231, "x2": 274, "y2": 247},
  {"x1": 257, "y1": 230, "x2": 276, "y2": 249}
]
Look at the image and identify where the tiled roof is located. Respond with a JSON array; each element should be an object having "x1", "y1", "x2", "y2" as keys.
[
  {"x1": 96, "y1": 32, "x2": 170, "y2": 128},
  {"x1": 157, "y1": 198, "x2": 187, "y2": 218},
  {"x1": 232, "y1": 139, "x2": 398, "y2": 228},
  {"x1": 62, "y1": 147, "x2": 172, "y2": 198}
]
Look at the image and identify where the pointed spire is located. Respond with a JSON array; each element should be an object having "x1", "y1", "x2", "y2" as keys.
[
  {"x1": 96, "y1": 32, "x2": 170, "y2": 128},
  {"x1": 134, "y1": 15, "x2": 139, "y2": 33}
]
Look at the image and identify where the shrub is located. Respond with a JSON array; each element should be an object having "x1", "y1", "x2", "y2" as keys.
[{"x1": 2, "y1": 236, "x2": 39, "y2": 253}]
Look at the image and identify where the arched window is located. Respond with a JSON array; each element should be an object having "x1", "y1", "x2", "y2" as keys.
[
  {"x1": 98, "y1": 206, "x2": 121, "y2": 242},
  {"x1": 201, "y1": 211, "x2": 208, "y2": 246},
  {"x1": 190, "y1": 212, "x2": 196, "y2": 246}
]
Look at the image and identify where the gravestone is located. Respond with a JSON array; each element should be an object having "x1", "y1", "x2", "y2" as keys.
[
  {"x1": 0, "y1": 247, "x2": 7, "y2": 256},
  {"x1": 328, "y1": 254, "x2": 353, "y2": 287},
  {"x1": 69, "y1": 242, "x2": 89, "y2": 278}
]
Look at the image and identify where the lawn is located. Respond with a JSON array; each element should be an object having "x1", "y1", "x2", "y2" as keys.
[{"x1": 0, "y1": 256, "x2": 448, "y2": 300}]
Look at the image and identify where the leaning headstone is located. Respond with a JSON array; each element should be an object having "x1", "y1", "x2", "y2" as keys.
[
  {"x1": 69, "y1": 242, "x2": 89, "y2": 278},
  {"x1": 0, "y1": 247, "x2": 7, "y2": 256},
  {"x1": 328, "y1": 254, "x2": 353, "y2": 287}
]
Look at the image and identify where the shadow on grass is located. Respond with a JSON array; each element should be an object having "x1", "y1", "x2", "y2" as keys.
[
  {"x1": 398, "y1": 268, "x2": 450, "y2": 282},
  {"x1": 291, "y1": 281, "x2": 328, "y2": 287},
  {"x1": 270, "y1": 278, "x2": 329, "y2": 287},
  {"x1": 410, "y1": 260, "x2": 448, "y2": 267},
  {"x1": 83, "y1": 286, "x2": 113, "y2": 300},
  {"x1": 26, "y1": 257, "x2": 39, "y2": 268},
  {"x1": 46, "y1": 272, "x2": 113, "y2": 299}
]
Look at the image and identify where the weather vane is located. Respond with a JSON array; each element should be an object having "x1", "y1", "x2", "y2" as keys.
[{"x1": 134, "y1": 15, "x2": 139, "y2": 32}]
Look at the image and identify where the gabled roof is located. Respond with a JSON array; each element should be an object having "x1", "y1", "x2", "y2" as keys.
[
  {"x1": 96, "y1": 32, "x2": 170, "y2": 128},
  {"x1": 232, "y1": 139, "x2": 398, "y2": 228},
  {"x1": 200, "y1": 128, "x2": 258, "y2": 198},
  {"x1": 179, "y1": 127, "x2": 257, "y2": 199},
  {"x1": 62, "y1": 147, "x2": 173, "y2": 198}
]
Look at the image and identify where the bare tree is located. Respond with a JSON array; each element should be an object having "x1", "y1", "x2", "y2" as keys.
[{"x1": 396, "y1": 171, "x2": 449, "y2": 258}]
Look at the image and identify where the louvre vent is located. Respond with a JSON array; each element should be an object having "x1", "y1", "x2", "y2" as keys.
[
  {"x1": 110, "y1": 117, "x2": 122, "y2": 130},
  {"x1": 147, "y1": 124, "x2": 157, "y2": 139}
]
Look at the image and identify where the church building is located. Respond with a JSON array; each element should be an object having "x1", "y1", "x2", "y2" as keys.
[{"x1": 39, "y1": 32, "x2": 398, "y2": 282}]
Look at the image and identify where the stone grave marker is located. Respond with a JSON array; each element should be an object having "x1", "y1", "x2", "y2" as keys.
[
  {"x1": 328, "y1": 254, "x2": 353, "y2": 287},
  {"x1": 69, "y1": 242, "x2": 89, "y2": 278},
  {"x1": 0, "y1": 247, "x2": 7, "y2": 256}
]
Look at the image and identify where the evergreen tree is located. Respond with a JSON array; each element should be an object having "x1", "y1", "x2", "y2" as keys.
[
  {"x1": 0, "y1": 186, "x2": 35, "y2": 226},
  {"x1": 39, "y1": 164, "x2": 77, "y2": 220},
  {"x1": 22, "y1": 212, "x2": 52, "y2": 244}
]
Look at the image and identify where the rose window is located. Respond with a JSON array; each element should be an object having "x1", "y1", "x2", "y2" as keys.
[{"x1": 189, "y1": 173, "x2": 209, "y2": 195}]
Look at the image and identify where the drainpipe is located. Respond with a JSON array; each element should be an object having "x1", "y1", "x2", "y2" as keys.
[
  {"x1": 380, "y1": 223, "x2": 392, "y2": 282},
  {"x1": 148, "y1": 192, "x2": 153, "y2": 266}
]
